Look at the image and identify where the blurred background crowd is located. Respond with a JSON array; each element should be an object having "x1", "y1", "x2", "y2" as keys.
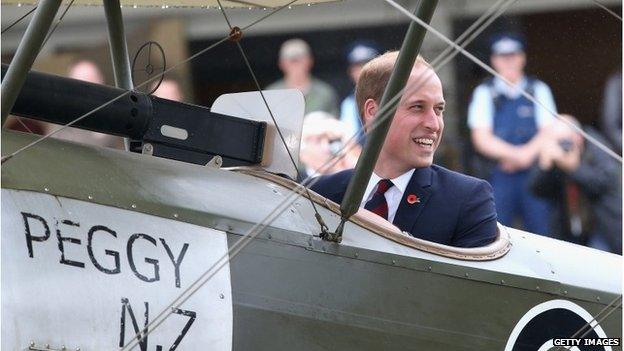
[{"x1": 2, "y1": 0, "x2": 621, "y2": 253}]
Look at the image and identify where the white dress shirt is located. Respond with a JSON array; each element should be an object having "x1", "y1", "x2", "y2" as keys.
[
  {"x1": 360, "y1": 169, "x2": 415, "y2": 223},
  {"x1": 467, "y1": 76, "x2": 557, "y2": 130}
]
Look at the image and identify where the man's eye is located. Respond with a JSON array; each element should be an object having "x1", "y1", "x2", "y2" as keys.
[
  {"x1": 435, "y1": 106, "x2": 445, "y2": 115},
  {"x1": 411, "y1": 104, "x2": 423, "y2": 110}
]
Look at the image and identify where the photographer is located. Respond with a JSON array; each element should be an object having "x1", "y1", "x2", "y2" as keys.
[
  {"x1": 298, "y1": 111, "x2": 361, "y2": 182},
  {"x1": 530, "y1": 115, "x2": 621, "y2": 253}
]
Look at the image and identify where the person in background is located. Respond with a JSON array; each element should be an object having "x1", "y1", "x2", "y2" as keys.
[
  {"x1": 152, "y1": 78, "x2": 184, "y2": 102},
  {"x1": 601, "y1": 70, "x2": 621, "y2": 154},
  {"x1": 267, "y1": 38, "x2": 339, "y2": 116},
  {"x1": 530, "y1": 115, "x2": 622, "y2": 254},
  {"x1": 468, "y1": 33, "x2": 557, "y2": 236},
  {"x1": 5, "y1": 115, "x2": 48, "y2": 135},
  {"x1": 47, "y1": 60, "x2": 124, "y2": 149},
  {"x1": 298, "y1": 111, "x2": 361, "y2": 182},
  {"x1": 340, "y1": 42, "x2": 379, "y2": 146}
]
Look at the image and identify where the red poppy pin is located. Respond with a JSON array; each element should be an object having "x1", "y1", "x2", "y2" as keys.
[{"x1": 407, "y1": 194, "x2": 420, "y2": 204}]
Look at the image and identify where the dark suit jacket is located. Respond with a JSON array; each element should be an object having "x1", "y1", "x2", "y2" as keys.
[{"x1": 310, "y1": 165, "x2": 498, "y2": 247}]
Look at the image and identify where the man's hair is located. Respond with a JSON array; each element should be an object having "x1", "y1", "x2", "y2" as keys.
[{"x1": 355, "y1": 51, "x2": 432, "y2": 118}]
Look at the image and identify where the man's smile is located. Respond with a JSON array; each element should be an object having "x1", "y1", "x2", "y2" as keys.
[{"x1": 412, "y1": 137, "x2": 436, "y2": 149}]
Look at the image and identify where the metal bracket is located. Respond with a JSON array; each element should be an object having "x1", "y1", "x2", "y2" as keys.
[
  {"x1": 206, "y1": 155, "x2": 223, "y2": 168},
  {"x1": 320, "y1": 218, "x2": 344, "y2": 243},
  {"x1": 28, "y1": 342, "x2": 80, "y2": 351}
]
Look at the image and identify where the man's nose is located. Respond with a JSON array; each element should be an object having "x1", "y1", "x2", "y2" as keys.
[{"x1": 423, "y1": 109, "x2": 440, "y2": 131}]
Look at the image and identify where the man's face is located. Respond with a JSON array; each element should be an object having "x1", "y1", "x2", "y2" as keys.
[
  {"x1": 365, "y1": 65, "x2": 445, "y2": 173},
  {"x1": 300, "y1": 131, "x2": 344, "y2": 174},
  {"x1": 348, "y1": 63, "x2": 365, "y2": 84},
  {"x1": 490, "y1": 52, "x2": 526, "y2": 81},
  {"x1": 69, "y1": 61, "x2": 104, "y2": 84},
  {"x1": 279, "y1": 55, "x2": 313, "y2": 79}
]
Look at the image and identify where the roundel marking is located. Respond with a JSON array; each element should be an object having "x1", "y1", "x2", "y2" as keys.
[{"x1": 505, "y1": 299, "x2": 611, "y2": 351}]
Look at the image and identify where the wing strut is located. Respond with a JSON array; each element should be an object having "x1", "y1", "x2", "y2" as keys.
[
  {"x1": 0, "y1": 0, "x2": 62, "y2": 126},
  {"x1": 324, "y1": 0, "x2": 438, "y2": 242},
  {"x1": 103, "y1": 0, "x2": 135, "y2": 151}
]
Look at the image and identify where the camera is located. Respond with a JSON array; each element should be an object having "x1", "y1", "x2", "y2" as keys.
[{"x1": 558, "y1": 139, "x2": 574, "y2": 152}]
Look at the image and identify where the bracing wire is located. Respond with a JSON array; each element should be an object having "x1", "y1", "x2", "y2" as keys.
[
  {"x1": 384, "y1": 0, "x2": 623, "y2": 165},
  {"x1": 41, "y1": 0, "x2": 76, "y2": 48},
  {"x1": 1, "y1": 5, "x2": 37, "y2": 34},
  {"x1": 384, "y1": 0, "x2": 624, "y2": 342},
  {"x1": 118, "y1": 1, "x2": 518, "y2": 348},
  {"x1": 591, "y1": 0, "x2": 622, "y2": 21},
  {"x1": 1, "y1": 0, "x2": 297, "y2": 165},
  {"x1": 214, "y1": 0, "x2": 331, "y2": 234},
  {"x1": 560, "y1": 295, "x2": 623, "y2": 350}
]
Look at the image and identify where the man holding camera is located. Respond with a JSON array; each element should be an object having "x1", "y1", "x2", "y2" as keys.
[{"x1": 530, "y1": 115, "x2": 622, "y2": 254}]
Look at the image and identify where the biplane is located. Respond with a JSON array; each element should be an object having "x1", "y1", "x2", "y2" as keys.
[{"x1": 1, "y1": 0, "x2": 621, "y2": 350}]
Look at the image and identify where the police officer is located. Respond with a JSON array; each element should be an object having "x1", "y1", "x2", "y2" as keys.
[
  {"x1": 340, "y1": 42, "x2": 379, "y2": 146},
  {"x1": 468, "y1": 33, "x2": 557, "y2": 235}
]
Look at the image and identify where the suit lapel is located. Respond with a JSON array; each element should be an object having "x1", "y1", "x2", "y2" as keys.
[{"x1": 392, "y1": 167, "x2": 434, "y2": 233}]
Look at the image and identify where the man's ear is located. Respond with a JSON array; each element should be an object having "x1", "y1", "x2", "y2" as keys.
[{"x1": 363, "y1": 98, "x2": 378, "y2": 130}]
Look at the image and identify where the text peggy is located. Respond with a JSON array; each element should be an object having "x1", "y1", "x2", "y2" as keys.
[{"x1": 2, "y1": 189, "x2": 233, "y2": 351}]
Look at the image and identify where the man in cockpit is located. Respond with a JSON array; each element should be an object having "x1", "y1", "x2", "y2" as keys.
[{"x1": 311, "y1": 51, "x2": 498, "y2": 247}]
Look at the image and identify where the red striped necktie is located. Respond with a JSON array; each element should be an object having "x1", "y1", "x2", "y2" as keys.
[{"x1": 364, "y1": 179, "x2": 394, "y2": 220}]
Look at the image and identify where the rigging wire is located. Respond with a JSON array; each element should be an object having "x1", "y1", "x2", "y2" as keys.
[
  {"x1": 2, "y1": 1, "x2": 74, "y2": 142},
  {"x1": 577, "y1": 299, "x2": 622, "y2": 338},
  {"x1": 1, "y1": 0, "x2": 616, "y2": 347},
  {"x1": 559, "y1": 294, "x2": 623, "y2": 350},
  {"x1": 1, "y1": 6, "x2": 37, "y2": 34},
  {"x1": 1, "y1": 0, "x2": 297, "y2": 165},
  {"x1": 384, "y1": 0, "x2": 623, "y2": 165},
  {"x1": 215, "y1": 0, "x2": 331, "y2": 235},
  {"x1": 591, "y1": 0, "x2": 622, "y2": 21},
  {"x1": 385, "y1": 0, "x2": 624, "y2": 341},
  {"x1": 41, "y1": 0, "x2": 76, "y2": 48},
  {"x1": 118, "y1": 1, "x2": 518, "y2": 348}
]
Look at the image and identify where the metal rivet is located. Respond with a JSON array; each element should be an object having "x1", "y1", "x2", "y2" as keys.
[
  {"x1": 392, "y1": 259, "x2": 397, "y2": 265},
  {"x1": 45, "y1": 345, "x2": 50, "y2": 349},
  {"x1": 219, "y1": 293, "x2": 225, "y2": 299},
  {"x1": 76, "y1": 348, "x2": 81, "y2": 351},
  {"x1": 227, "y1": 225, "x2": 234, "y2": 231},
  {"x1": 563, "y1": 290, "x2": 568, "y2": 295},
  {"x1": 354, "y1": 252, "x2": 359, "y2": 258},
  {"x1": 536, "y1": 286, "x2": 540, "y2": 290},
  {"x1": 290, "y1": 209, "x2": 295, "y2": 213},
  {"x1": 596, "y1": 296, "x2": 601, "y2": 301},
  {"x1": 131, "y1": 204, "x2": 137, "y2": 209},
  {"x1": 428, "y1": 266, "x2": 432, "y2": 271},
  {"x1": 62, "y1": 345, "x2": 67, "y2": 350},
  {"x1": 142, "y1": 143, "x2": 154, "y2": 155},
  {"x1": 500, "y1": 280, "x2": 505, "y2": 284},
  {"x1": 30, "y1": 342, "x2": 35, "y2": 347},
  {"x1": 44, "y1": 187, "x2": 49, "y2": 192},
  {"x1": 551, "y1": 270, "x2": 555, "y2": 274},
  {"x1": 272, "y1": 189, "x2": 278, "y2": 194},
  {"x1": 464, "y1": 273, "x2": 469, "y2": 277},
  {"x1": 173, "y1": 213, "x2": 179, "y2": 218},
  {"x1": 267, "y1": 234, "x2": 272, "y2": 239},
  {"x1": 88, "y1": 195, "x2": 93, "y2": 200}
]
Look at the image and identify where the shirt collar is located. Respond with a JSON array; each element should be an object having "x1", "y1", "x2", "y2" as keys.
[
  {"x1": 389, "y1": 169, "x2": 415, "y2": 193},
  {"x1": 493, "y1": 75, "x2": 527, "y2": 98},
  {"x1": 368, "y1": 168, "x2": 415, "y2": 193}
]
